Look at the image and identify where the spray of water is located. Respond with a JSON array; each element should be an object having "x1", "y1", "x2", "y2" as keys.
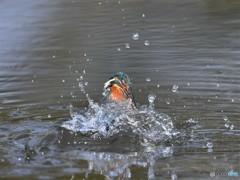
[{"x1": 62, "y1": 92, "x2": 178, "y2": 145}]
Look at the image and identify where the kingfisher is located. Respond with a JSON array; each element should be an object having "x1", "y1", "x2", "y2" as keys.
[{"x1": 102, "y1": 72, "x2": 136, "y2": 107}]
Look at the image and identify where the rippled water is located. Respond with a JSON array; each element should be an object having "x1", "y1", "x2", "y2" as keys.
[{"x1": 1, "y1": 0, "x2": 240, "y2": 179}]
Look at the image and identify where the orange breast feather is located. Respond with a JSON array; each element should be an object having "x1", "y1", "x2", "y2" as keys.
[{"x1": 109, "y1": 84, "x2": 127, "y2": 102}]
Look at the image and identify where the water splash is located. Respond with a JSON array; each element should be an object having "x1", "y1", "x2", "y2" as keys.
[{"x1": 62, "y1": 94, "x2": 177, "y2": 145}]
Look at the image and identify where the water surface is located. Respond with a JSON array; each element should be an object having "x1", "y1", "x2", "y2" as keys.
[{"x1": 0, "y1": 0, "x2": 240, "y2": 179}]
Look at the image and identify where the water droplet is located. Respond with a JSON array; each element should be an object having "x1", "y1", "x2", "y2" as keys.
[
  {"x1": 117, "y1": 48, "x2": 121, "y2": 51},
  {"x1": 48, "y1": 114, "x2": 51, "y2": 118},
  {"x1": 223, "y1": 116, "x2": 228, "y2": 121},
  {"x1": 144, "y1": 40, "x2": 150, "y2": 46},
  {"x1": 225, "y1": 123, "x2": 229, "y2": 128},
  {"x1": 52, "y1": 55, "x2": 55, "y2": 58},
  {"x1": 142, "y1": 13, "x2": 146, "y2": 18},
  {"x1": 132, "y1": 33, "x2": 139, "y2": 40},
  {"x1": 207, "y1": 142, "x2": 213, "y2": 148},
  {"x1": 157, "y1": 84, "x2": 160, "y2": 88},
  {"x1": 146, "y1": 78, "x2": 151, "y2": 82},
  {"x1": 187, "y1": 82, "x2": 190, "y2": 86},
  {"x1": 79, "y1": 82, "x2": 85, "y2": 92},
  {"x1": 216, "y1": 84, "x2": 220, "y2": 87},
  {"x1": 62, "y1": 79, "x2": 65, "y2": 83},
  {"x1": 231, "y1": 99, "x2": 234, "y2": 102},
  {"x1": 230, "y1": 124, "x2": 234, "y2": 130},
  {"x1": 125, "y1": 43, "x2": 130, "y2": 49},
  {"x1": 80, "y1": 76, "x2": 83, "y2": 80},
  {"x1": 148, "y1": 94, "x2": 156, "y2": 103},
  {"x1": 18, "y1": 157, "x2": 22, "y2": 161},
  {"x1": 84, "y1": 82, "x2": 88, "y2": 86},
  {"x1": 83, "y1": 69, "x2": 86, "y2": 74},
  {"x1": 166, "y1": 99, "x2": 171, "y2": 105},
  {"x1": 60, "y1": 94, "x2": 63, "y2": 98},
  {"x1": 31, "y1": 80, "x2": 34, "y2": 83},
  {"x1": 172, "y1": 84, "x2": 179, "y2": 93}
]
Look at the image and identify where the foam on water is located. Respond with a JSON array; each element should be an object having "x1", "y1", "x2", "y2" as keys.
[{"x1": 62, "y1": 93, "x2": 178, "y2": 144}]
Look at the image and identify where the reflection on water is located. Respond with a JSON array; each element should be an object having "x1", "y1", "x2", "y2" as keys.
[
  {"x1": 60, "y1": 145, "x2": 173, "y2": 179},
  {"x1": 0, "y1": 0, "x2": 240, "y2": 179}
]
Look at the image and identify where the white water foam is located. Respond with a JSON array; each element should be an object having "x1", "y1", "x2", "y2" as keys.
[{"x1": 62, "y1": 94, "x2": 178, "y2": 144}]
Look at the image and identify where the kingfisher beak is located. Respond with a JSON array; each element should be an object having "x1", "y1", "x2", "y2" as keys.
[{"x1": 103, "y1": 79, "x2": 115, "y2": 90}]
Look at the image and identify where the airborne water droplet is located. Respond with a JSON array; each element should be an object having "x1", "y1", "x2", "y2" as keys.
[
  {"x1": 148, "y1": 94, "x2": 156, "y2": 103},
  {"x1": 125, "y1": 43, "x2": 130, "y2": 49},
  {"x1": 146, "y1": 78, "x2": 151, "y2": 82},
  {"x1": 144, "y1": 40, "x2": 150, "y2": 46},
  {"x1": 132, "y1": 33, "x2": 139, "y2": 40},
  {"x1": 223, "y1": 116, "x2": 228, "y2": 121},
  {"x1": 225, "y1": 123, "x2": 230, "y2": 128},
  {"x1": 172, "y1": 84, "x2": 179, "y2": 93},
  {"x1": 166, "y1": 99, "x2": 171, "y2": 105},
  {"x1": 207, "y1": 142, "x2": 213, "y2": 148}
]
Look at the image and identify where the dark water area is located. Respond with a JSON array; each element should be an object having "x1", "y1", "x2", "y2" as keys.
[{"x1": 0, "y1": 0, "x2": 240, "y2": 179}]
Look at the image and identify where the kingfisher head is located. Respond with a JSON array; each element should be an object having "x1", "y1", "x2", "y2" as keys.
[{"x1": 102, "y1": 72, "x2": 135, "y2": 105}]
